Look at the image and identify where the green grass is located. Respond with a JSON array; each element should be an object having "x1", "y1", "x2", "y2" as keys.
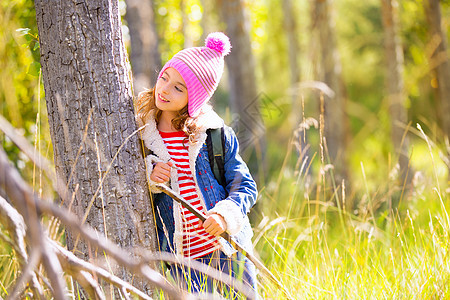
[
  {"x1": 249, "y1": 122, "x2": 450, "y2": 298},
  {"x1": 253, "y1": 195, "x2": 450, "y2": 298}
]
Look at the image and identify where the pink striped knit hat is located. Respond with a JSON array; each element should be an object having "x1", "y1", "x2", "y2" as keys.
[{"x1": 158, "y1": 32, "x2": 231, "y2": 117}]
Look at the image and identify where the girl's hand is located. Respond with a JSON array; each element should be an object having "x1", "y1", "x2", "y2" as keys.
[
  {"x1": 150, "y1": 162, "x2": 173, "y2": 183},
  {"x1": 202, "y1": 213, "x2": 227, "y2": 236}
]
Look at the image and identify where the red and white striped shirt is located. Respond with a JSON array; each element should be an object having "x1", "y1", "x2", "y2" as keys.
[{"x1": 160, "y1": 130, "x2": 220, "y2": 259}]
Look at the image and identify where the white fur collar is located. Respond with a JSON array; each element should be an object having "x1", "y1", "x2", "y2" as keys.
[
  {"x1": 192, "y1": 107, "x2": 224, "y2": 131},
  {"x1": 142, "y1": 109, "x2": 224, "y2": 149},
  {"x1": 140, "y1": 108, "x2": 224, "y2": 156}
]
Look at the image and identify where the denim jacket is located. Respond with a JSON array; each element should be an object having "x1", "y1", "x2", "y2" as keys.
[{"x1": 139, "y1": 109, "x2": 257, "y2": 256}]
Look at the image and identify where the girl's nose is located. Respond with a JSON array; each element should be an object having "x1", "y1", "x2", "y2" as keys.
[{"x1": 161, "y1": 83, "x2": 169, "y2": 94}]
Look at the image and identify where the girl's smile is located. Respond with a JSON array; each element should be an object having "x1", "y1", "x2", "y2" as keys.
[{"x1": 157, "y1": 93, "x2": 170, "y2": 103}]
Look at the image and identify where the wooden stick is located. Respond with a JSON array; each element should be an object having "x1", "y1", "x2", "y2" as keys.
[{"x1": 154, "y1": 183, "x2": 294, "y2": 299}]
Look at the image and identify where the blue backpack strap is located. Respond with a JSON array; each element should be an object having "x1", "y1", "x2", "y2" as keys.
[{"x1": 206, "y1": 127, "x2": 226, "y2": 190}]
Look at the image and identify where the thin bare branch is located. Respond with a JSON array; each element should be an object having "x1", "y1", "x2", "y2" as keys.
[
  {"x1": 7, "y1": 248, "x2": 42, "y2": 300},
  {"x1": 0, "y1": 196, "x2": 45, "y2": 299},
  {"x1": 0, "y1": 195, "x2": 27, "y2": 261},
  {"x1": 0, "y1": 114, "x2": 54, "y2": 179},
  {"x1": 39, "y1": 244, "x2": 68, "y2": 299},
  {"x1": 0, "y1": 113, "x2": 71, "y2": 218},
  {"x1": 71, "y1": 270, "x2": 105, "y2": 300},
  {"x1": 120, "y1": 287, "x2": 132, "y2": 300},
  {"x1": 294, "y1": 80, "x2": 335, "y2": 98},
  {"x1": 50, "y1": 240, "x2": 152, "y2": 300}
]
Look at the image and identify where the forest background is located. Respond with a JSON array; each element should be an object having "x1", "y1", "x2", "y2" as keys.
[{"x1": 0, "y1": 0, "x2": 450, "y2": 298}]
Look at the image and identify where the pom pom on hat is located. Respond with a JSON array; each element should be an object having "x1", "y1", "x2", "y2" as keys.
[{"x1": 205, "y1": 32, "x2": 231, "y2": 56}]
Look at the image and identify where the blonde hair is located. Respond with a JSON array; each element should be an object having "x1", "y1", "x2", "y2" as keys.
[{"x1": 136, "y1": 88, "x2": 201, "y2": 142}]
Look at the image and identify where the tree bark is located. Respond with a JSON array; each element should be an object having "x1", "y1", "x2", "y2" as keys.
[
  {"x1": 125, "y1": 0, "x2": 161, "y2": 94},
  {"x1": 34, "y1": 0, "x2": 157, "y2": 296},
  {"x1": 216, "y1": 0, "x2": 265, "y2": 176},
  {"x1": 423, "y1": 0, "x2": 450, "y2": 177},
  {"x1": 311, "y1": 0, "x2": 349, "y2": 183}
]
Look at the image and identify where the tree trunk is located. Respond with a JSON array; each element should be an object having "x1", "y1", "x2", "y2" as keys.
[
  {"x1": 216, "y1": 0, "x2": 265, "y2": 177},
  {"x1": 181, "y1": 0, "x2": 194, "y2": 48},
  {"x1": 282, "y1": 0, "x2": 312, "y2": 173},
  {"x1": 35, "y1": 0, "x2": 157, "y2": 296},
  {"x1": 423, "y1": 0, "x2": 450, "y2": 178},
  {"x1": 381, "y1": 0, "x2": 412, "y2": 194},
  {"x1": 311, "y1": 0, "x2": 349, "y2": 183},
  {"x1": 282, "y1": 0, "x2": 300, "y2": 92},
  {"x1": 200, "y1": 0, "x2": 217, "y2": 42},
  {"x1": 125, "y1": 0, "x2": 161, "y2": 94}
]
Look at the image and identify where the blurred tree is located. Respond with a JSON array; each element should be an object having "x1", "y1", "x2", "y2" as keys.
[
  {"x1": 423, "y1": 0, "x2": 450, "y2": 176},
  {"x1": 125, "y1": 0, "x2": 161, "y2": 94},
  {"x1": 200, "y1": 0, "x2": 216, "y2": 41},
  {"x1": 34, "y1": 0, "x2": 157, "y2": 297},
  {"x1": 381, "y1": 0, "x2": 412, "y2": 194},
  {"x1": 311, "y1": 0, "x2": 349, "y2": 184},
  {"x1": 181, "y1": 0, "x2": 193, "y2": 48},
  {"x1": 282, "y1": 0, "x2": 301, "y2": 92},
  {"x1": 282, "y1": 0, "x2": 311, "y2": 167},
  {"x1": 216, "y1": 0, "x2": 265, "y2": 177}
]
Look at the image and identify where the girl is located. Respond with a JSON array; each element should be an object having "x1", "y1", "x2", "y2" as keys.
[{"x1": 136, "y1": 32, "x2": 258, "y2": 296}]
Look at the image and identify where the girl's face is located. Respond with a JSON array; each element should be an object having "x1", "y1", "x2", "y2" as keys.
[{"x1": 155, "y1": 67, "x2": 188, "y2": 114}]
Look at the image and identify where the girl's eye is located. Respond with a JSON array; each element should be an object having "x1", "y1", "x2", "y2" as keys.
[
  {"x1": 175, "y1": 86, "x2": 183, "y2": 92},
  {"x1": 160, "y1": 76, "x2": 167, "y2": 81}
]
